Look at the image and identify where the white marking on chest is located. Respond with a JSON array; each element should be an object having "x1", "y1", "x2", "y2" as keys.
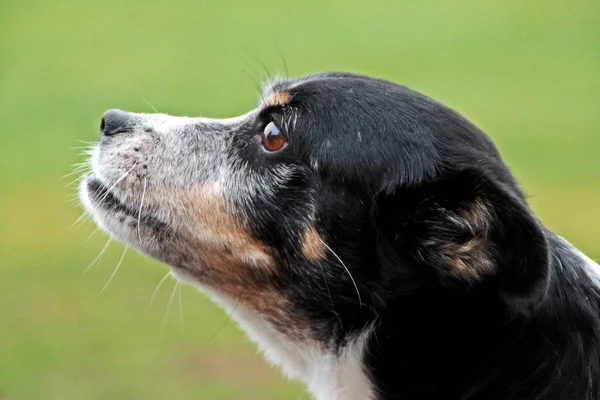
[{"x1": 172, "y1": 271, "x2": 374, "y2": 400}]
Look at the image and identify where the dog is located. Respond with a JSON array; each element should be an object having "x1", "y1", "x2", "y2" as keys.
[{"x1": 79, "y1": 72, "x2": 600, "y2": 400}]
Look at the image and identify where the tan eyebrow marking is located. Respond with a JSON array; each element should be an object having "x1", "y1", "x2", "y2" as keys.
[{"x1": 263, "y1": 91, "x2": 292, "y2": 108}]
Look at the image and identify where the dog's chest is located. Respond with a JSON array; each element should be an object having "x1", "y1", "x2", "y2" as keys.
[
  {"x1": 237, "y1": 312, "x2": 373, "y2": 400},
  {"x1": 192, "y1": 283, "x2": 374, "y2": 400}
]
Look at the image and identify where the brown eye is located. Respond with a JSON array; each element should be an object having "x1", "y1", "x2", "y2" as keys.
[{"x1": 261, "y1": 121, "x2": 287, "y2": 152}]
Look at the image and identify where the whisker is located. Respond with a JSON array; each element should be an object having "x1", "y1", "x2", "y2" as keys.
[
  {"x1": 68, "y1": 198, "x2": 84, "y2": 208},
  {"x1": 67, "y1": 197, "x2": 81, "y2": 206},
  {"x1": 162, "y1": 281, "x2": 178, "y2": 330},
  {"x1": 66, "y1": 167, "x2": 90, "y2": 176},
  {"x1": 178, "y1": 284, "x2": 184, "y2": 333},
  {"x1": 207, "y1": 297, "x2": 241, "y2": 344},
  {"x1": 318, "y1": 260, "x2": 342, "y2": 324},
  {"x1": 137, "y1": 177, "x2": 148, "y2": 245},
  {"x1": 84, "y1": 238, "x2": 111, "y2": 273},
  {"x1": 66, "y1": 165, "x2": 88, "y2": 173},
  {"x1": 72, "y1": 210, "x2": 92, "y2": 228},
  {"x1": 95, "y1": 162, "x2": 138, "y2": 204},
  {"x1": 84, "y1": 226, "x2": 101, "y2": 244},
  {"x1": 66, "y1": 176, "x2": 85, "y2": 188},
  {"x1": 100, "y1": 246, "x2": 128, "y2": 293},
  {"x1": 67, "y1": 161, "x2": 90, "y2": 169},
  {"x1": 318, "y1": 237, "x2": 363, "y2": 307},
  {"x1": 275, "y1": 44, "x2": 289, "y2": 79},
  {"x1": 142, "y1": 97, "x2": 160, "y2": 113},
  {"x1": 242, "y1": 69, "x2": 264, "y2": 99},
  {"x1": 147, "y1": 271, "x2": 172, "y2": 314},
  {"x1": 244, "y1": 48, "x2": 275, "y2": 95},
  {"x1": 62, "y1": 167, "x2": 90, "y2": 179},
  {"x1": 66, "y1": 170, "x2": 91, "y2": 187}
]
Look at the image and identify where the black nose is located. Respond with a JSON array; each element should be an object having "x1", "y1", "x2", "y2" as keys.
[{"x1": 100, "y1": 109, "x2": 134, "y2": 137}]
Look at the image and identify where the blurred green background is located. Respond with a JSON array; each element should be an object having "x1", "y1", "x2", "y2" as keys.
[{"x1": 1, "y1": 0, "x2": 599, "y2": 398}]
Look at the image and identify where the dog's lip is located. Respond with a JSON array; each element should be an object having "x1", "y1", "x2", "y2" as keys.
[
  {"x1": 85, "y1": 176, "x2": 170, "y2": 233},
  {"x1": 86, "y1": 177, "x2": 138, "y2": 217}
]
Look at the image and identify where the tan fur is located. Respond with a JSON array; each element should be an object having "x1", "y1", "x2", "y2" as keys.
[
  {"x1": 181, "y1": 184, "x2": 275, "y2": 274},
  {"x1": 444, "y1": 199, "x2": 496, "y2": 281},
  {"x1": 263, "y1": 91, "x2": 292, "y2": 108},
  {"x1": 463, "y1": 198, "x2": 492, "y2": 233},
  {"x1": 442, "y1": 237, "x2": 495, "y2": 281},
  {"x1": 301, "y1": 226, "x2": 326, "y2": 263},
  {"x1": 177, "y1": 186, "x2": 311, "y2": 339}
]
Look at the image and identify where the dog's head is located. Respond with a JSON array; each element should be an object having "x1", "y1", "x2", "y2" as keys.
[{"x1": 80, "y1": 72, "x2": 550, "y2": 344}]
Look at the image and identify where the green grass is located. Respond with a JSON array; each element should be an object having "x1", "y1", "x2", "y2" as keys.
[{"x1": 1, "y1": 0, "x2": 599, "y2": 398}]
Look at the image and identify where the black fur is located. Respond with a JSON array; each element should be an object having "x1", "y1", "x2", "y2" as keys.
[{"x1": 235, "y1": 73, "x2": 600, "y2": 399}]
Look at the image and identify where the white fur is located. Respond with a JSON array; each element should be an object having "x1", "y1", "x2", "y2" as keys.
[
  {"x1": 580, "y1": 251, "x2": 600, "y2": 279},
  {"x1": 559, "y1": 236, "x2": 600, "y2": 284},
  {"x1": 172, "y1": 270, "x2": 375, "y2": 400},
  {"x1": 577, "y1": 250, "x2": 600, "y2": 285}
]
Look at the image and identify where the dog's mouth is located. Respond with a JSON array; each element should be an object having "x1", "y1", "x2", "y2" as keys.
[
  {"x1": 85, "y1": 177, "x2": 139, "y2": 217},
  {"x1": 84, "y1": 175, "x2": 172, "y2": 248}
]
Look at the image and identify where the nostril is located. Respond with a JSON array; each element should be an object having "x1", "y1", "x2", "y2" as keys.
[{"x1": 100, "y1": 109, "x2": 134, "y2": 137}]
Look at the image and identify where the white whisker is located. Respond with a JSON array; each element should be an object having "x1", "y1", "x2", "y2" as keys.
[
  {"x1": 318, "y1": 237, "x2": 363, "y2": 307},
  {"x1": 67, "y1": 196, "x2": 81, "y2": 205},
  {"x1": 84, "y1": 226, "x2": 101, "y2": 243},
  {"x1": 142, "y1": 97, "x2": 160, "y2": 113},
  {"x1": 72, "y1": 210, "x2": 92, "y2": 228},
  {"x1": 69, "y1": 160, "x2": 91, "y2": 168},
  {"x1": 63, "y1": 167, "x2": 90, "y2": 179},
  {"x1": 70, "y1": 145, "x2": 95, "y2": 151},
  {"x1": 178, "y1": 284, "x2": 184, "y2": 333},
  {"x1": 148, "y1": 271, "x2": 171, "y2": 313},
  {"x1": 100, "y1": 246, "x2": 128, "y2": 293},
  {"x1": 96, "y1": 162, "x2": 138, "y2": 204},
  {"x1": 66, "y1": 176, "x2": 86, "y2": 188},
  {"x1": 162, "y1": 281, "x2": 178, "y2": 330},
  {"x1": 84, "y1": 238, "x2": 111, "y2": 273},
  {"x1": 137, "y1": 177, "x2": 148, "y2": 245}
]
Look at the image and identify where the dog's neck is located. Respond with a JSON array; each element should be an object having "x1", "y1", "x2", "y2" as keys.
[{"x1": 185, "y1": 282, "x2": 375, "y2": 400}]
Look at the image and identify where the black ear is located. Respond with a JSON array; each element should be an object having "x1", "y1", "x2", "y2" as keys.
[{"x1": 375, "y1": 169, "x2": 550, "y2": 315}]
